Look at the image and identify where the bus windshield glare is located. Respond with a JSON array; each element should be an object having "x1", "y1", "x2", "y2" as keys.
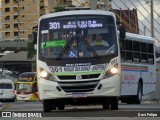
[{"x1": 39, "y1": 15, "x2": 118, "y2": 59}]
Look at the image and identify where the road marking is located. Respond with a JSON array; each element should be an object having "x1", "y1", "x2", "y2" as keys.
[{"x1": 0, "y1": 103, "x2": 13, "y2": 111}]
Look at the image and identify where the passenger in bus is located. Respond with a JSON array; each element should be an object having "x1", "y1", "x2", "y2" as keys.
[
  {"x1": 67, "y1": 41, "x2": 83, "y2": 57},
  {"x1": 90, "y1": 34, "x2": 109, "y2": 50},
  {"x1": 69, "y1": 41, "x2": 78, "y2": 57},
  {"x1": 85, "y1": 34, "x2": 93, "y2": 43}
]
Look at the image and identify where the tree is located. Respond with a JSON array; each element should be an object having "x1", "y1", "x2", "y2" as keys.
[
  {"x1": 52, "y1": 5, "x2": 76, "y2": 12},
  {"x1": 27, "y1": 41, "x2": 36, "y2": 60}
]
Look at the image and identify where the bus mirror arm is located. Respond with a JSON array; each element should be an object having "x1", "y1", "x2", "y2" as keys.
[{"x1": 117, "y1": 22, "x2": 126, "y2": 40}]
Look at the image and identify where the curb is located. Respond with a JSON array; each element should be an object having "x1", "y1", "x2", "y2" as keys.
[{"x1": 142, "y1": 100, "x2": 160, "y2": 104}]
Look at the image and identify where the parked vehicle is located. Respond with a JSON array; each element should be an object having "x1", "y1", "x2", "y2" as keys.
[{"x1": 0, "y1": 79, "x2": 16, "y2": 102}]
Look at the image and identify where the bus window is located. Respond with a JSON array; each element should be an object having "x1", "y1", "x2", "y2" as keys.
[
  {"x1": 16, "y1": 83, "x2": 32, "y2": 94},
  {"x1": 133, "y1": 41, "x2": 140, "y2": 63},
  {"x1": 120, "y1": 39, "x2": 125, "y2": 62},
  {"x1": 140, "y1": 43, "x2": 147, "y2": 63},
  {"x1": 147, "y1": 44, "x2": 154, "y2": 64},
  {"x1": 125, "y1": 40, "x2": 133, "y2": 63},
  {"x1": 121, "y1": 51, "x2": 125, "y2": 62}
]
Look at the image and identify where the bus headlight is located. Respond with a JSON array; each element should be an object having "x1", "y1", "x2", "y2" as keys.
[
  {"x1": 110, "y1": 67, "x2": 118, "y2": 74},
  {"x1": 40, "y1": 70, "x2": 48, "y2": 78},
  {"x1": 103, "y1": 65, "x2": 118, "y2": 78},
  {"x1": 40, "y1": 69, "x2": 56, "y2": 81}
]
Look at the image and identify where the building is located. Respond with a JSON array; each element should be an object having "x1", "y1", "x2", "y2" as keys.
[
  {"x1": 0, "y1": 51, "x2": 36, "y2": 76},
  {"x1": 112, "y1": 9, "x2": 139, "y2": 34},
  {"x1": 1, "y1": 0, "x2": 45, "y2": 41}
]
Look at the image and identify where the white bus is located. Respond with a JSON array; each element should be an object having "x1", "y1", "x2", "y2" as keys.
[
  {"x1": 32, "y1": 10, "x2": 123, "y2": 112},
  {"x1": 120, "y1": 32, "x2": 156, "y2": 104}
]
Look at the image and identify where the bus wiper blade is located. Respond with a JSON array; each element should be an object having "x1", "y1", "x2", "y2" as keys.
[
  {"x1": 106, "y1": 44, "x2": 116, "y2": 54},
  {"x1": 57, "y1": 36, "x2": 75, "y2": 61},
  {"x1": 79, "y1": 36, "x2": 99, "y2": 58}
]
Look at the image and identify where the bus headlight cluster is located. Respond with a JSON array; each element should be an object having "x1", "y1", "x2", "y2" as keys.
[
  {"x1": 110, "y1": 67, "x2": 118, "y2": 74},
  {"x1": 40, "y1": 69, "x2": 55, "y2": 81},
  {"x1": 40, "y1": 70, "x2": 48, "y2": 78},
  {"x1": 103, "y1": 64, "x2": 118, "y2": 78}
]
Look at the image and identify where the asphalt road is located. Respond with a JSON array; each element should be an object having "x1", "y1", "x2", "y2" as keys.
[{"x1": 0, "y1": 101, "x2": 160, "y2": 120}]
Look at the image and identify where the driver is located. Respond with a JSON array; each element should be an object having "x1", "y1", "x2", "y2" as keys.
[{"x1": 90, "y1": 34, "x2": 109, "y2": 48}]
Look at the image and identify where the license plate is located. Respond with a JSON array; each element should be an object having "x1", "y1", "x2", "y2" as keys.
[{"x1": 72, "y1": 93, "x2": 87, "y2": 98}]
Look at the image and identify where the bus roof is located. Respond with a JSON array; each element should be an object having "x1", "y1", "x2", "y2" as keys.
[
  {"x1": 39, "y1": 10, "x2": 115, "y2": 20},
  {"x1": 125, "y1": 32, "x2": 154, "y2": 43}
]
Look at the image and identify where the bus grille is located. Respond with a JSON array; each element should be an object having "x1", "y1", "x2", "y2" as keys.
[
  {"x1": 57, "y1": 74, "x2": 100, "y2": 80},
  {"x1": 58, "y1": 80, "x2": 100, "y2": 93}
]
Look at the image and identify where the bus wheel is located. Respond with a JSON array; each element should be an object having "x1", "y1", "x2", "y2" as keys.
[
  {"x1": 126, "y1": 100, "x2": 133, "y2": 104},
  {"x1": 43, "y1": 100, "x2": 51, "y2": 112},
  {"x1": 134, "y1": 83, "x2": 142, "y2": 104},
  {"x1": 126, "y1": 97, "x2": 134, "y2": 104},
  {"x1": 57, "y1": 104, "x2": 65, "y2": 110},
  {"x1": 52, "y1": 104, "x2": 56, "y2": 110},
  {"x1": 110, "y1": 97, "x2": 118, "y2": 110},
  {"x1": 102, "y1": 104, "x2": 110, "y2": 110}
]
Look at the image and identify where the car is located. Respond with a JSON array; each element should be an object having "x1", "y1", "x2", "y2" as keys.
[{"x1": 0, "y1": 79, "x2": 16, "y2": 102}]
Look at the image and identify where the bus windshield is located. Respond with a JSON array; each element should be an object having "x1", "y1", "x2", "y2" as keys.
[
  {"x1": 39, "y1": 15, "x2": 118, "y2": 59},
  {"x1": 16, "y1": 83, "x2": 32, "y2": 94}
]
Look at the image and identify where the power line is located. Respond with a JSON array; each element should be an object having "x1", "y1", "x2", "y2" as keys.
[
  {"x1": 128, "y1": 0, "x2": 160, "y2": 40},
  {"x1": 112, "y1": 0, "x2": 141, "y2": 34},
  {"x1": 137, "y1": 0, "x2": 160, "y2": 26}
]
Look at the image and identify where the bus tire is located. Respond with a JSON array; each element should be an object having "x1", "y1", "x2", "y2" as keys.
[
  {"x1": 57, "y1": 104, "x2": 65, "y2": 110},
  {"x1": 126, "y1": 97, "x2": 134, "y2": 104},
  {"x1": 126, "y1": 100, "x2": 133, "y2": 104},
  {"x1": 110, "y1": 97, "x2": 118, "y2": 110},
  {"x1": 134, "y1": 83, "x2": 142, "y2": 104},
  {"x1": 52, "y1": 104, "x2": 56, "y2": 110},
  {"x1": 43, "y1": 100, "x2": 51, "y2": 112},
  {"x1": 102, "y1": 104, "x2": 110, "y2": 110}
]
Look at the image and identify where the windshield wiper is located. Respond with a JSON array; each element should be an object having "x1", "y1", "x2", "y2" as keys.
[
  {"x1": 57, "y1": 36, "x2": 75, "y2": 61},
  {"x1": 79, "y1": 36, "x2": 99, "y2": 58},
  {"x1": 106, "y1": 44, "x2": 116, "y2": 54}
]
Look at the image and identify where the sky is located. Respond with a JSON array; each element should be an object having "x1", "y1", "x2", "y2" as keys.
[{"x1": 112, "y1": 0, "x2": 160, "y2": 46}]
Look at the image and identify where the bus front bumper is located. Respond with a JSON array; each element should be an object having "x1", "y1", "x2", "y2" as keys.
[{"x1": 38, "y1": 74, "x2": 121, "y2": 100}]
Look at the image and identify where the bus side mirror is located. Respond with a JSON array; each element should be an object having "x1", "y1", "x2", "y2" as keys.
[
  {"x1": 28, "y1": 31, "x2": 37, "y2": 45},
  {"x1": 117, "y1": 22, "x2": 126, "y2": 40}
]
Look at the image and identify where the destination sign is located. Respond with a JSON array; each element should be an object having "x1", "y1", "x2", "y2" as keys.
[
  {"x1": 49, "y1": 19, "x2": 104, "y2": 30},
  {"x1": 49, "y1": 64, "x2": 107, "y2": 73}
]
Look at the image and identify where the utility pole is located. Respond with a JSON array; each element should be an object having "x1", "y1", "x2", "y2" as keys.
[
  {"x1": 44, "y1": 0, "x2": 50, "y2": 14},
  {"x1": 150, "y1": 0, "x2": 154, "y2": 37},
  {"x1": 144, "y1": 26, "x2": 146, "y2": 35}
]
